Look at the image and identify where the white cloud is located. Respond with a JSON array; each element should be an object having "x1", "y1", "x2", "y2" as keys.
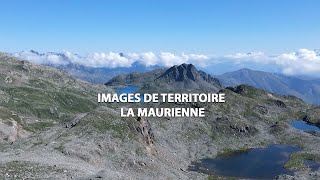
[
  {"x1": 158, "y1": 52, "x2": 209, "y2": 67},
  {"x1": 127, "y1": 52, "x2": 158, "y2": 67},
  {"x1": 13, "y1": 49, "x2": 320, "y2": 77},
  {"x1": 275, "y1": 49, "x2": 320, "y2": 75},
  {"x1": 14, "y1": 50, "x2": 209, "y2": 68},
  {"x1": 126, "y1": 52, "x2": 209, "y2": 67},
  {"x1": 84, "y1": 52, "x2": 134, "y2": 68},
  {"x1": 220, "y1": 49, "x2": 320, "y2": 76},
  {"x1": 14, "y1": 51, "x2": 68, "y2": 65},
  {"x1": 159, "y1": 52, "x2": 186, "y2": 66},
  {"x1": 224, "y1": 52, "x2": 266, "y2": 60},
  {"x1": 223, "y1": 52, "x2": 269, "y2": 64}
]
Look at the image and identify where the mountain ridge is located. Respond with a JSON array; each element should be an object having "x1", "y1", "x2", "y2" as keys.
[
  {"x1": 106, "y1": 63, "x2": 222, "y2": 92},
  {"x1": 14, "y1": 50, "x2": 162, "y2": 84},
  {"x1": 217, "y1": 68, "x2": 320, "y2": 104}
]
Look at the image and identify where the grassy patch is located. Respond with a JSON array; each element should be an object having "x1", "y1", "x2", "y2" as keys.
[
  {"x1": 207, "y1": 175, "x2": 238, "y2": 180},
  {"x1": 242, "y1": 104, "x2": 260, "y2": 118},
  {"x1": 0, "y1": 107, "x2": 22, "y2": 123},
  {"x1": 2, "y1": 86, "x2": 97, "y2": 120},
  {"x1": 217, "y1": 147, "x2": 249, "y2": 157},
  {"x1": 80, "y1": 112, "x2": 131, "y2": 139},
  {"x1": 218, "y1": 103, "x2": 231, "y2": 114},
  {"x1": 285, "y1": 152, "x2": 319, "y2": 170},
  {"x1": 26, "y1": 121, "x2": 54, "y2": 132},
  {"x1": 281, "y1": 137, "x2": 304, "y2": 147},
  {"x1": 29, "y1": 79, "x2": 55, "y2": 89}
]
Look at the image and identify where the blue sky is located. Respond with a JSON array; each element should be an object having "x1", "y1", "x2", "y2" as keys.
[{"x1": 1, "y1": 0, "x2": 319, "y2": 54}]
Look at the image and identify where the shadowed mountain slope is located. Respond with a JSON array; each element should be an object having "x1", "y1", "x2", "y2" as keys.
[{"x1": 217, "y1": 68, "x2": 320, "y2": 104}]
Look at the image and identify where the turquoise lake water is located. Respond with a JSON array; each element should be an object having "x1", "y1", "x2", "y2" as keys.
[{"x1": 290, "y1": 120, "x2": 320, "y2": 131}]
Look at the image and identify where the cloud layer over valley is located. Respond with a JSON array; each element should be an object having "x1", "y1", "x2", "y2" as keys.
[{"x1": 14, "y1": 49, "x2": 320, "y2": 77}]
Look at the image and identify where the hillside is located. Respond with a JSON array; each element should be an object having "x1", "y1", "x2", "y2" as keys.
[
  {"x1": 0, "y1": 52, "x2": 112, "y2": 140},
  {"x1": 217, "y1": 68, "x2": 320, "y2": 104},
  {"x1": 0, "y1": 54, "x2": 320, "y2": 179}
]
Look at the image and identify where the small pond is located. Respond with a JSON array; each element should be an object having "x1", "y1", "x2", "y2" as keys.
[
  {"x1": 290, "y1": 120, "x2": 320, "y2": 131},
  {"x1": 305, "y1": 160, "x2": 320, "y2": 171},
  {"x1": 115, "y1": 85, "x2": 140, "y2": 94},
  {"x1": 189, "y1": 144, "x2": 301, "y2": 179}
]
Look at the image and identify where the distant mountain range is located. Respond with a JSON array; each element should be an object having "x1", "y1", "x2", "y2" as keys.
[
  {"x1": 53, "y1": 62, "x2": 161, "y2": 84},
  {"x1": 106, "y1": 63, "x2": 222, "y2": 92},
  {"x1": 14, "y1": 50, "x2": 161, "y2": 84},
  {"x1": 107, "y1": 64, "x2": 320, "y2": 104},
  {"x1": 217, "y1": 68, "x2": 320, "y2": 104},
  {"x1": 13, "y1": 50, "x2": 320, "y2": 104},
  {"x1": 315, "y1": 49, "x2": 320, "y2": 56}
]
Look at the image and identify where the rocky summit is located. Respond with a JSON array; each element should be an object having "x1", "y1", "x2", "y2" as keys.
[
  {"x1": 0, "y1": 53, "x2": 320, "y2": 179},
  {"x1": 106, "y1": 63, "x2": 221, "y2": 92}
]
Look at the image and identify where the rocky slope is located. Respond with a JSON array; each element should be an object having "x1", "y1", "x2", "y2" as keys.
[
  {"x1": 106, "y1": 63, "x2": 222, "y2": 92},
  {"x1": 0, "y1": 52, "x2": 110, "y2": 143},
  {"x1": 0, "y1": 53, "x2": 320, "y2": 179}
]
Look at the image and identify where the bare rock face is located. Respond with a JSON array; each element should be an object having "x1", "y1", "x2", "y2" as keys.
[
  {"x1": 4, "y1": 76, "x2": 13, "y2": 84},
  {"x1": 229, "y1": 122, "x2": 256, "y2": 134},
  {"x1": 136, "y1": 117, "x2": 155, "y2": 145},
  {"x1": 214, "y1": 117, "x2": 258, "y2": 136},
  {"x1": 65, "y1": 113, "x2": 88, "y2": 128},
  {"x1": 275, "y1": 171, "x2": 320, "y2": 180},
  {"x1": 226, "y1": 85, "x2": 249, "y2": 95},
  {"x1": 159, "y1": 63, "x2": 201, "y2": 82},
  {"x1": 253, "y1": 105, "x2": 268, "y2": 115},
  {"x1": 156, "y1": 63, "x2": 221, "y2": 91},
  {"x1": 270, "y1": 122, "x2": 289, "y2": 134},
  {"x1": 105, "y1": 63, "x2": 222, "y2": 92},
  {"x1": 271, "y1": 100, "x2": 287, "y2": 108},
  {"x1": 0, "y1": 120, "x2": 30, "y2": 143},
  {"x1": 303, "y1": 107, "x2": 320, "y2": 126}
]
